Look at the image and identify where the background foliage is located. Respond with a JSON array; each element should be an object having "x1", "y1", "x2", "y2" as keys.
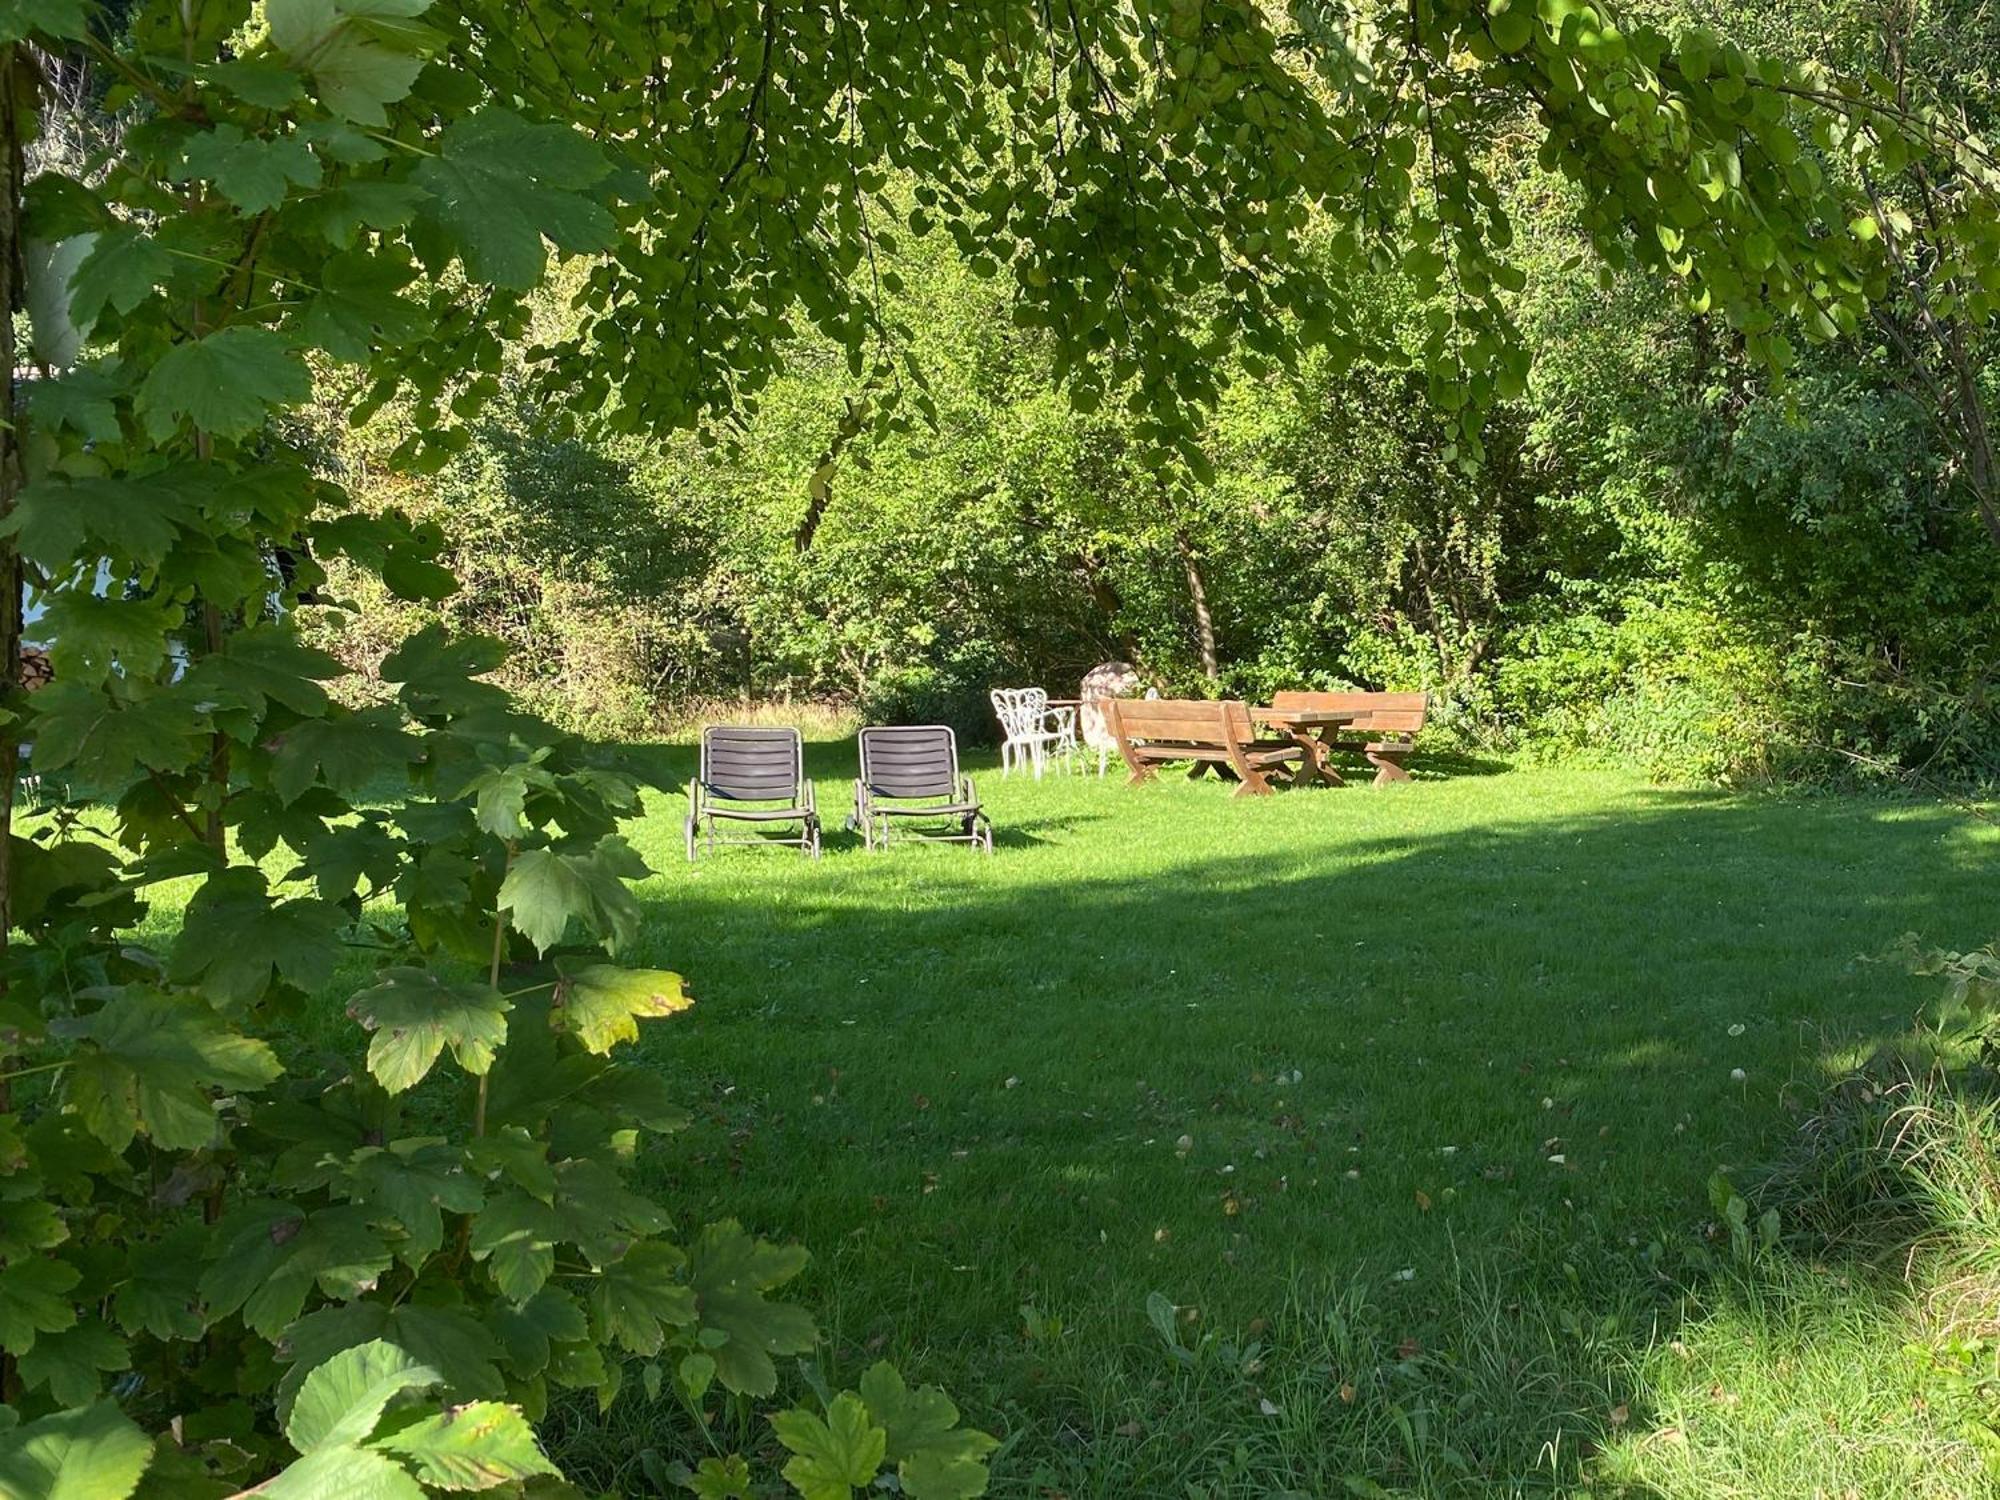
[{"x1": 299, "y1": 0, "x2": 2000, "y2": 782}]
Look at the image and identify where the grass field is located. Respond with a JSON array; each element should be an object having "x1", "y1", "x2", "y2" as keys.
[{"x1": 293, "y1": 747, "x2": 2000, "y2": 1496}]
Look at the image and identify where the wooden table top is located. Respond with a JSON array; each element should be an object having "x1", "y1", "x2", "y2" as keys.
[{"x1": 1250, "y1": 706, "x2": 1364, "y2": 727}]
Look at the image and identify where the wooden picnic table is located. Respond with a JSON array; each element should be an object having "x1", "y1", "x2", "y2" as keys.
[{"x1": 1249, "y1": 705, "x2": 1365, "y2": 788}]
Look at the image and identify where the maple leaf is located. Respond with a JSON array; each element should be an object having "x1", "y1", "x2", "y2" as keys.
[
  {"x1": 773, "y1": 1393, "x2": 887, "y2": 1500},
  {"x1": 177, "y1": 123, "x2": 321, "y2": 215},
  {"x1": 551, "y1": 964, "x2": 692, "y2": 1054},
  {"x1": 56, "y1": 988, "x2": 282, "y2": 1152},
  {"x1": 134, "y1": 326, "x2": 312, "y2": 442},
  {"x1": 267, "y1": 0, "x2": 438, "y2": 124},
  {"x1": 687, "y1": 1220, "x2": 816, "y2": 1396},
  {"x1": 859, "y1": 1362, "x2": 999, "y2": 1500},
  {"x1": 347, "y1": 967, "x2": 510, "y2": 1093},
  {"x1": 412, "y1": 108, "x2": 615, "y2": 289}
]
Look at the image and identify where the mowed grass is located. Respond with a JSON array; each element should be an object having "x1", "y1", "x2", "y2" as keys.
[
  {"x1": 515, "y1": 747, "x2": 1999, "y2": 1497},
  {"x1": 201, "y1": 743, "x2": 1998, "y2": 1495}
]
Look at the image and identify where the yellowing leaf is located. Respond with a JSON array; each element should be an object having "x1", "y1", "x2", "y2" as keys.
[{"x1": 552, "y1": 965, "x2": 692, "y2": 1054}]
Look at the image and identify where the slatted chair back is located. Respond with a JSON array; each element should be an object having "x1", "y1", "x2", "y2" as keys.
[
  {"x1": 1105, "y1": 697, "x2": 1237, "y2": 747},
  {"x1": 858, "y1": 725, "x2": 962, "y2": 800},
  {"x1": 700, "y1": 726, "x2": 806, "y2": 804},
  {"x1": 1270, "y1": 689, "x2": 1429, "y2": 735}
]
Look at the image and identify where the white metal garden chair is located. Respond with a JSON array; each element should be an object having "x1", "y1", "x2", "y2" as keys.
[{"x1": 990, "y1": 687, "x2": 1075, "y2": 779}]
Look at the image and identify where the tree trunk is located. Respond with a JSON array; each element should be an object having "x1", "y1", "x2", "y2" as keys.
[
  {"x1": 0, "y1": 41, "x2": 28, "y2": 1413},
  {"x1": 1, "y1": 44, "x2": 28, "y2": 975},
  {"x1": 1177, "y1": 530, "x2": 1218, "y2": 683}
]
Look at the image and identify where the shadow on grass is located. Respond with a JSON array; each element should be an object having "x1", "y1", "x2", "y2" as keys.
[{"x1": 572, "y1": 779, "x2": 1993, "y2": 1497}]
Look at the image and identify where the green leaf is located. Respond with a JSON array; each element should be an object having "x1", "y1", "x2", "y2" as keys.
[
  {"x1": 271, "y1": 706, "x2": 419, "y2": 805},
  {"x1": 301, "y1": 817, "x2": 406, "y2": 903},
  {"x1": 374, "y1": 1401, "x2": 559, "y2": 1489},
  {"x1": 302, "y1": 250, "x2": 425, "y2": 363},
  {"x1": 687, "y1": 1221, "x2": 816, "y2": 1396},
  {"x1": 551, "y1": 965, "x2": 692, "y2": 1054},
  {"x1": 487, "y1": 1287, "x2": 586, "y2": 1377},
  {"x1": 280, "y1": 1303, "x2": 505, "y2": 1415},
  {"x1": 200, "y1": 1201, "x2": 397, "y2": 1340},
  {"x1": 0, "y1": 1198, "x2": 67, "y2": 1261},
  {"x1": 1487, "y1": 0, "x2": 1535, "y2": 53},
  {"x1": 303, "y1": 180, "x2": 426, "y2": 247},
  {"x1": 553, "y1": 1157, "x2": 669, "y2": 1265},
  {"x1": 58, "y1": 988, "x2": 282, "y2": 1151},
  {"x1": 412, "y1": 109, "x2": 615, "y2": 289},
  {"x1": 381, "y1": 548, "x2": 460, "y2": 601},
  {"x1": 348, "y1": 1139, "x2": 484, "y2": 1264},
  {"x1": 858, "y1": 1363, "x2": 998, "y2": 1500},
  {"x1": 114, "y1": 1225, "x2": 207, "y2": 1341},
  {"x1": 497, "y1": 848, "x2": 591, "y2": 955},
  {"x1": 773, "y1": 1393, "x2": 888, "y2": 1500},
  {"x1": 40, "y1": 590, "x2": 180, "y2": 679},
  {"x1": 0, "y1": 1402, "x2": 153, "y2": 1500},
  {"x1": 168, "y1": 869, "x2": 344, "y2": 1009},
  {"x1": 200, "y1": 624, "x2": 347, "y2": 717},
  {"x1": 469, "y1": 1191, "x2": 565, "y2": 1304},
  {"x1": 499, "y1": 836, "x2": 648, "y2": 956},
  {"x1": 206, "y1": 57, "x2": 307, "y2": 106},
  {"x1": 15, "y1": 1318, "x2": 131, "y2": 1406},
  {"x1": 683, "y1": 1455, "x2": 754, "y2": 1500},
  {"x1": 379, "y1": 625, "x2": 510, "y2": 717},
  {"x1": 24, "y1": 235, "x2": 92, "y2": 365},
  {"x1": 0, "y1": 1256, "x2": 81, "y2": 1357},
  {"x1": 66, "y1": 228, "x2": 172, "y2": 329},
  {"x1": 347, "y1": 968, "x2": 510, "y2": 1093},
  {"x1": 1, "y1": 473, "x2": 190, "y2": 572},
  {"x1": 268, "y1": 0, "x2": 438, "y2": 124},
  {"x1": 287, "y1": 1338, "x2": 442, "y2": 1453},
  {"x1": 135, "y1": 326, "x2": 312, "y2": 442},
  {"x1": 0, "y1": 0, "x2": 93, "y2": 45},
  {"x1": 25, "y1": 365, "x2": 122, "y2": 444},
  {"x1": 589, "y1": 1241, "x2": 695, "y2": 1356},
  {"x1": 179, "y1": 124, "x2": 322, "y2": 215},
  {"x1": 24, "y1": 679, "x2": 209, "y2": 783},
  {"x1": 255, "y1": 1446, "x2": 426, "y2": 1500}
]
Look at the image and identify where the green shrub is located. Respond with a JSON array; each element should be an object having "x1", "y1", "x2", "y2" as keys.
[{"x1": 858, "y1": 650, "x2": 1005, "y2": 746}]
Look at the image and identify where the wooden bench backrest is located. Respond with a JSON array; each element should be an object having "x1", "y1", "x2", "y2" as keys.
[
  {"x1": 1270, "y1": 689, "x2": 1429, "y2": 736},
  {"x1": 1108, "y1": 698, "x2": 1253, "y2": 747}
]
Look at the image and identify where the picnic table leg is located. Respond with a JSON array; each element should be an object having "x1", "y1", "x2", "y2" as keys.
[
  {"x1": 1368, "y1": 743, "x2": 1414, "y2": 784},
  {"x1": 1304, "y1": 729, "x2": 1345, "y2": 787}
]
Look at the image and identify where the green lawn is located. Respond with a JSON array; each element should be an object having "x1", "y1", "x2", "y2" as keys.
[
  {"x1": 505, "y1": 748, "x2": 1995, "y2": 1497},
  {"x1": 238, "y1": 746, "x2": 1997, "y2": 1495}
]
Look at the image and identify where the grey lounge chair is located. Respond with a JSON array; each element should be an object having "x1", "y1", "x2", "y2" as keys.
[
  {"x1": 686, "y1": 726, "x2": 821, "y2": 860},
  {"x1": 851, "y1": 725, "x2": 992, "y2": 853}
]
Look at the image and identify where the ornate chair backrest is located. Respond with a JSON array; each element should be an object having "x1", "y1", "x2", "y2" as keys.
[{"x1": 989, "y1": 687, "x2": 1050, "y2": 743}]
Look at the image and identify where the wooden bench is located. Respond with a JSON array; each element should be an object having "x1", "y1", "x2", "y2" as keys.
[
  {"x1": 1104, "y1": 698, "x2": 1307, "y2": 797},
  {"x1": 1270, "y1": 690, "x2": 1428, "y2": 784}
]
